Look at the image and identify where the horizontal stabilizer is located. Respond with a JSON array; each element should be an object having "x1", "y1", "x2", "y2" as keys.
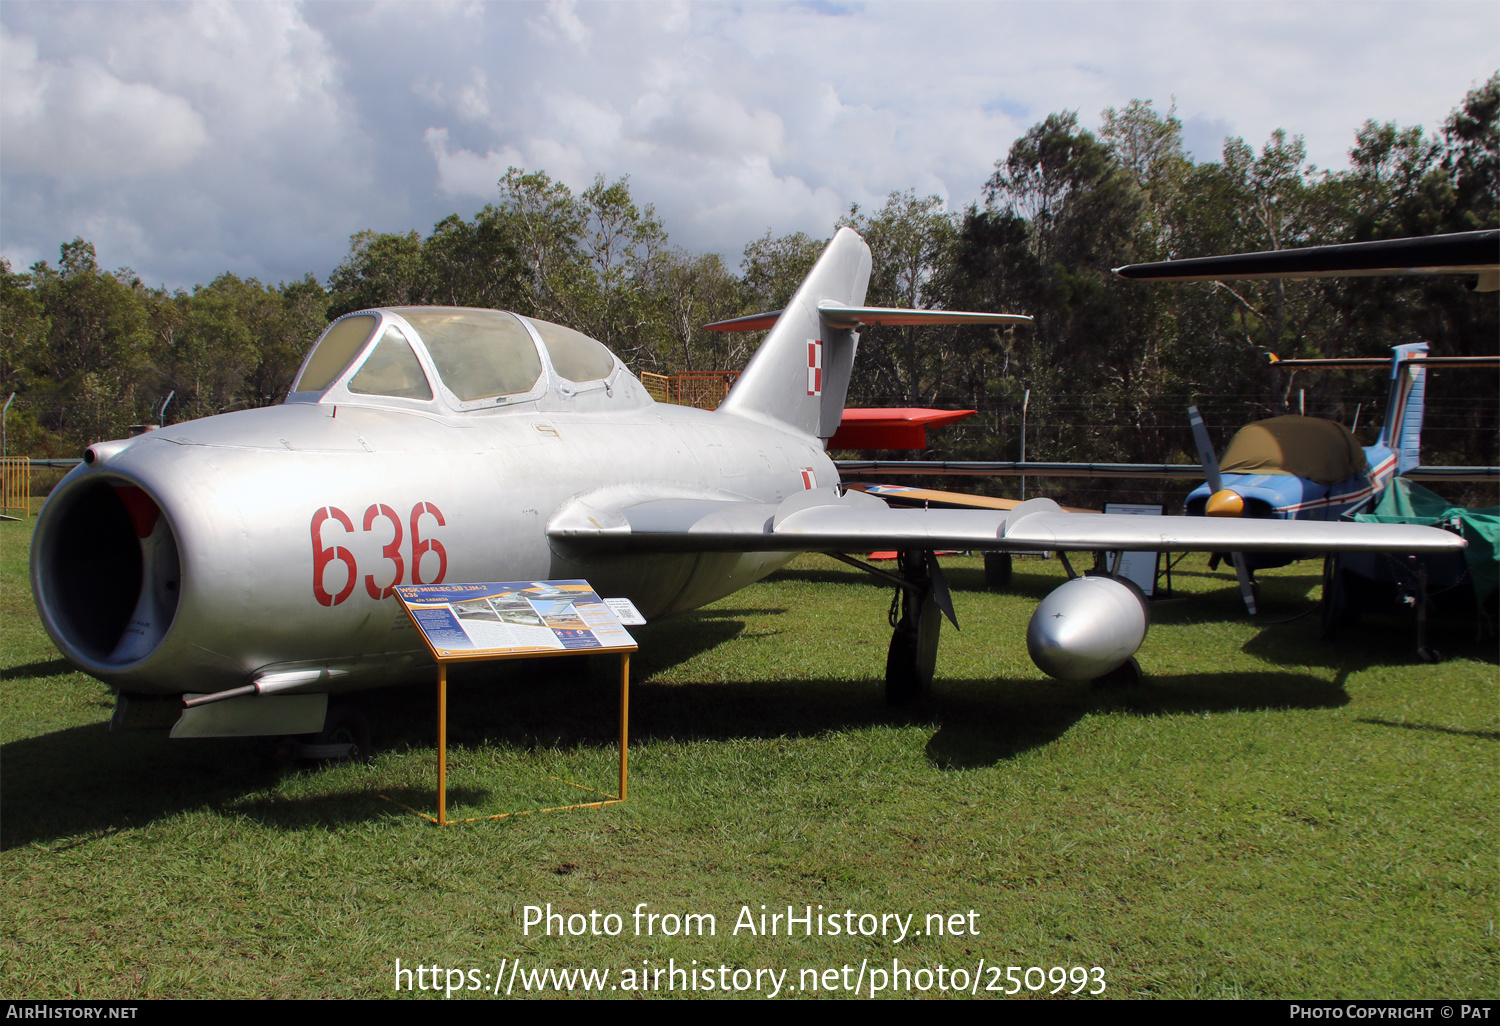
[
  {"x1": 814, "y1": 303, "x2": 1031, "y2": 329},
  {"x1": 1114, "y1": 230, "x2": 1499, "y2": 290},
  {"x1": 549, "y1": 492, "x2": 1465, "y2": 556},
  {"x1": 703, "y1": 304, "x2": 1031, "y2": 333},
  {"x1": 703, "y1": 310, "x2": 783, "y2": 333}
]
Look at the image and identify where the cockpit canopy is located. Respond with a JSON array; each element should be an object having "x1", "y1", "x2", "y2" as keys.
[{"x1": 288, "y1": 307, "x2": 626, "y2": 412}]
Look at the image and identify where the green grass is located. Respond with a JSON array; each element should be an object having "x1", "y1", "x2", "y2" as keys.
[{"x1": 2, "y1": 510, "x2": 1495, "y2": 999}]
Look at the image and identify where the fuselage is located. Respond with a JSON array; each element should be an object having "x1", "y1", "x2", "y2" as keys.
[
  {"x1": 1184, "y1": 446, "x2": 1399, "y2": 521},
  {"x1": 32, "y1": 308, "x2": 833, "y2": 697}
]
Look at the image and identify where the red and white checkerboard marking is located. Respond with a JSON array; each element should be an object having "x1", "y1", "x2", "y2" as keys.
[{"x1": 806, "y1": 338, "x2": 822, "y2": 396}]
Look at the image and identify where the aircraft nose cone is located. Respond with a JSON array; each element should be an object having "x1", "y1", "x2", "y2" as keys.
[{"x1": 1206, "y1": 488, "x2": 1245, "y2": 517}]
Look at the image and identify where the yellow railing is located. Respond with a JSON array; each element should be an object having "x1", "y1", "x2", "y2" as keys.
[
  {"x1": 670, "y1": 371, "x2": 740, "y2": 409},
  {"x1": 0, "y1": 458, "x2": 30, "y2": 518},
  {"x1": 640, "y1": 372, "x2": 669, "y2": 403},
  {"x1": 640, "y1": 371, "x2": 743, "y2": 410}
]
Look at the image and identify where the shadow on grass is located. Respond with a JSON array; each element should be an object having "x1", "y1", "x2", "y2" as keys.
[
  {"x1": 1, "y1": 597, "x2": 1362, "y2": 845},
  {"x1": 1356, "y1": 718, "x2": 1500, "y2": 742},
  {"x1": 3, "y1": 661, "x2": 1358, "y2": 846},
  {"x1": 220, "y1": 786, "x2": 490, "y2": 828},
  {"x1": 1147, "y1": 577, "x2": 1325, "y2": 628},
  {"x1": 924, "y1": 669, "x2": 1351, "y2": 768},
  {"x1": 1, "y1": 725, "x2": 284, "y2": 850},
  {"x1": 3, "y1": 658, "x2": 77, "y2": 679},
  {"x1": 1242, "y1": 609, "x2": 1500, "y2": 670},
  {"x1": 0, "y1": 610, "x2": 752, "y2": 847}
]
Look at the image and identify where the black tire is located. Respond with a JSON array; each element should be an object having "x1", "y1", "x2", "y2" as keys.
[
  {"x1": 316, "y1": 702, "x2": 372, "y2": 764},
  {"x1": 884, "y1": 626, "x2": 929, "y2": 705},
  {"x1": 1091, "y1": 656, "x2": 1142, "y2": 690},
  {"x1": 984, "y1": 552, "x2": 1013, "y2": 590},
  {"x1": 1320, "y1": 557, "x2": 1346, "y2": 640}
]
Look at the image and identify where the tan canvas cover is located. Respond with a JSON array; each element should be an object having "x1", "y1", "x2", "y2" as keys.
[{"x1": 1220, "y1": 415, "x2": 1369, "y2": 485}]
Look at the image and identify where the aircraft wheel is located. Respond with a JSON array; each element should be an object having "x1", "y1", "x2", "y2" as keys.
[
  {"x1": 1319, "y1": 557, "x2": 1351, "y2": 640},
  {"x1": 884, "y1": 626, "x2": 930, "y2": 705},
  {"x1": 1091, "y1": 656, "x2": 1141, "y2": 689},
  {"x1": 1417, "y1": 647, "x2": 1443, "y2": 664},
  {"x1": 315, "y1": 702, "x2": 372, "y2": 764},
  {"x1": 984, "y1": 552, "x2": 1013, "y2": 590}
]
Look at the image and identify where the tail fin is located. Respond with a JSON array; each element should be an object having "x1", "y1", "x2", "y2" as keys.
[
  {"x1": 715, "y1": 227, "x2": 1031, "y2": 443},
  {"x1": 1376, "y1": 342, "x2": 1429, "y2": 474},
  {"x1": 718, "y1": 227, "x2": 871, "y2": 441}
]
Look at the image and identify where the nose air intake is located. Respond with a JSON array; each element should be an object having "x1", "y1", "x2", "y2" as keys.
[{"x1": 33, "y1": 477, "x2": 182, "y2": 667}]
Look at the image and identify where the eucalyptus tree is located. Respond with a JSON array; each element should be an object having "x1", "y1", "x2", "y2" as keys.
[
  {"x1": 838, "y1": 190, "x2": 958, "y2": 406},
  {"x1": 644, "y1": 248, "x2": 744, "y2": 374},
  {"x1": 0, "y1": 258, "x2": 48, "y2": 395}
]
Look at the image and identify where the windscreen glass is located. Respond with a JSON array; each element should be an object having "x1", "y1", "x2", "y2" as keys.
[
  {"x1": 347, "y1": 326, "x2": 433, "y2": 400},
  {"x1": 295, "y1": 315, "x2": 376, "y2": 393},
  {"x1": 528, "y1": 318, "x2": 617, "y2": 382},
  {"x1": 397, "y1": 309, "x2": 542, "y2": 401}
]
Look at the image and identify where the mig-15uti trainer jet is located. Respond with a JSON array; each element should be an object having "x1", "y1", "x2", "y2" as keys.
[{"x1": 32, "y1": 228, "x2": 1465, "y2": 744}]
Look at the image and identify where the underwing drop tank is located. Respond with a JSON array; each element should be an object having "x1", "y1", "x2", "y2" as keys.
[{"x1": 1026, "y1": 575, "x2": 1149, "y2": 681}]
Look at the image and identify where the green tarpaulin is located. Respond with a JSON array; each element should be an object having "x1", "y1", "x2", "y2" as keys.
[{"x1": 1354, "y1": 478, "x2": 1499, "y2": 604}]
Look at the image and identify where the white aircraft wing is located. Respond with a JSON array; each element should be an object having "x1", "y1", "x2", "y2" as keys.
[{"x1": 548, "y1": 491, "x2": 1465, "y2": 555}]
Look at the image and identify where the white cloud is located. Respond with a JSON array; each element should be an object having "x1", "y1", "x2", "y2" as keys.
[
  {"x1": 0, "y1": 25, "x2": 208, "y2": 177},
  {"x1": 534, "y1": 0, "x2": 590, "y2": 48},
  {"x1": 628, "y1": 91, "x2": 785, "y2": 161},
  {"x1": 2, "y1": 1, "x2": 1494, "y2": 289},
  {"x1": 426, "y1": 127, "x2": 522, "y2": 197}
]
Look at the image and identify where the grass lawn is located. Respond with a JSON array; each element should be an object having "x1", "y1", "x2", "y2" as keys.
[{"x1": 2, "y1": 510, "x2": 1495, "y2": 999}]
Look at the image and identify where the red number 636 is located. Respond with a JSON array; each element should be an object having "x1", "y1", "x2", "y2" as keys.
[{"x1": 311, "y1": 501, "x2": 446, "y2": 606}]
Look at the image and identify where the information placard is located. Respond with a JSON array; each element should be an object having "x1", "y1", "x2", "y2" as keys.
[
  {"x1": 387, "y1": 579, "x2": 639, "y2": 826},
  {"x1": 1102, "y1": 504, "x2": 1163, "y2": 596},
  {"x1": 395, "y1": 580, "x2": 637, "y2": 659}
]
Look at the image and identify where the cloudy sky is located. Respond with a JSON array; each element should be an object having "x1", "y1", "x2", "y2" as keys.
[{"x1": 2, "y1": 1, "x2": 1494, "y2": 291}]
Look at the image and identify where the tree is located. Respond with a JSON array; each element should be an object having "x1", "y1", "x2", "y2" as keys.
[
  {"x1": 739, "y1": 229, "x2": 825, "y2": 310},
  {"x1": 643, "y1": 248, "x2": 744, "y2": 373},
  {"x1": 839, "y1": 190, "x2": 957, "y2": 404},
  {"x1": 0, "y1": 258, "x2": 48, "y2": 394},
  {"x1": 326, "y1": 230, "x2": 424, "y2": 318},
  {"x1": 1100, "y1": 99, "x2": 1191, "y2": 260},
  {"x1": 418, "y1": 211, "x2": 528, "y2": 311},
  {"x1": 27, "y1": 239, "x2": 153, "y2": 443}
]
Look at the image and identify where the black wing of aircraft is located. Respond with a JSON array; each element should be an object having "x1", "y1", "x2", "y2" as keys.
[{"x1": 1113, "y1": 230, "x2": 1499, "y2": 290}]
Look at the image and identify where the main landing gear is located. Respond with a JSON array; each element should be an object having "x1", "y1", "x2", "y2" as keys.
[
  {"x1": 823, "y1": 549, "x2": 961, "y2": 706},
  {"x1": 883, "y1": 550, "x2": 960, "y2": 705},
  {"x1": 268, "y1": 701, "x2": 372, "y2": 764}
]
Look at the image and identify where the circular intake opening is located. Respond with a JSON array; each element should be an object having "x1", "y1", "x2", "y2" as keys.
[{"x1": 37, "y1": 478, "x2": 180, "y2": 665}]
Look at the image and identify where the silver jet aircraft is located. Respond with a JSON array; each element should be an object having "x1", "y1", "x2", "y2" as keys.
[{"x1": 31, "y1": 228, "x2": 1464, "y2": 742}]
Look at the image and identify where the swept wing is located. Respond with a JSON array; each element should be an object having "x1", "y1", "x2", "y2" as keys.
[{"x1": 549, "y1": 490, "x2": 1464, "y2": 556}]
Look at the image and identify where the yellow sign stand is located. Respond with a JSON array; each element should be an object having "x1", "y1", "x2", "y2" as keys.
[{"x1": 385, "y1": 581, "x2": 638, "y2": 826}]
